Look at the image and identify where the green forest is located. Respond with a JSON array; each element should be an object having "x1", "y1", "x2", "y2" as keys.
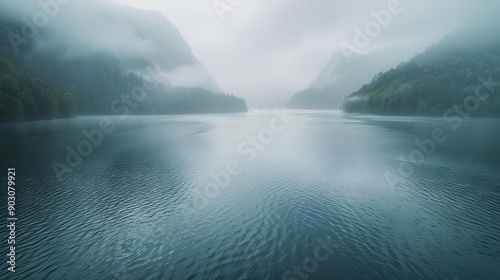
[
  {"x1": 343, "y1": 34, "x2": 500, "y2": 117},
  {"x1": 0, "y1": 49, "x2": 76, "y2": 121},
  {"x1": 0, "y1": 20, "x2": 247, "y2": 122}
]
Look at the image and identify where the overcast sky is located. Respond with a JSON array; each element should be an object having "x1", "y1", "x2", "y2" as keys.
[
  {"x1": 108, "y1": 0, "x2": 499, "y2": 107},
  {"x1": 3, "y1": 0, "x2": 498, "y2": 107}
]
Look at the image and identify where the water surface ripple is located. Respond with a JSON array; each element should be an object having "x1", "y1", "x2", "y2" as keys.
[{"x1": 0, "y1": 112, "x2": 499, "y2": 279}]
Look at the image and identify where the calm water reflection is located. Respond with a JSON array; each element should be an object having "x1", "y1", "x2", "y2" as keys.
[{"x1": 0, "y1": 111, "x2": 499, "y2": 279}]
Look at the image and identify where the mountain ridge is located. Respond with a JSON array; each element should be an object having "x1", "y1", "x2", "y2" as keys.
[
  {"x1": 0, "y1": 3, "x2": 247, "y2": 121},
  {"x1": 343, "y1": 26, "x2": 500, "y2": 116},
  {"x1": 286, "y1": 42, "x2": 426, "y2": 109}
]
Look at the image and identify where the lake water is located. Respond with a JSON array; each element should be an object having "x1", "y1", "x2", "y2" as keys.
[{"x1": 1, "y1": 110, "x2": 499, "y2": 280}]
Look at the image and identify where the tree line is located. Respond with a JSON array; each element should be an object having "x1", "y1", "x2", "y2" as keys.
[
  {"x1": 0, "y1": 49, "x2": 76, "y2": 121},
  {"x1": 0, "y1": 19, "x2": 247, "y2": 122},
  {"x1": 343, "y1": 41, "x2": 500, "y2": 117}
]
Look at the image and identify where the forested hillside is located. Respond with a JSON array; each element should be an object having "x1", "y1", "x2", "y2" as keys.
[
  {"x1": 343, "y1": 28, "x2": 500, "y2": 116},
  {"x1": 0, "y1": 48, "x2": 75, "y2": 121},
  {"x1": 286, "y1": 44, "x2": 421, "y2": 110},
  {"x1": 0, "y1": 7, "x2": 247, "y2": 122}
]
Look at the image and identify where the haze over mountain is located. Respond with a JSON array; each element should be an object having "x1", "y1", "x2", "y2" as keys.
[
  {"x1": 113, "y1": 0, "x2": 500, "y2": 108},
  {"x1": 0, "y1": 0, "x2": 220, "y2": 91},
  {"x1": 287, "y1": 41, "x2": 432, "y2": 109},
  {"x1": 0, "y1": 1, "x2": 247, "y2": 121},
  {"x1": 343, "y1": 24, "x2": 500, "y2": 116},
  {"x1": 286, "y1": 4, "x2": 500, "y2": 112},
  {"x1": 1, "y1": 0, "x2": 500, "y2": 114}
]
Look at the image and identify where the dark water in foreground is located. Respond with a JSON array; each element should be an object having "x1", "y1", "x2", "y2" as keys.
[{"x1": 1, "y1": 111, "x2": 499, "y2": 280}]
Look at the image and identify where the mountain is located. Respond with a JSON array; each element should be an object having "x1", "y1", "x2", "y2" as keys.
[
  {"x1": 102, "y1": 6, "x2": 222, "y2": 92},
  {"x1": 0, "y1": 2, "x2": 247, "y2": 121},
  {"x1": 343, "y1": 26, "x2": 500, "y2": 117},
  {"x1": 286, "y1": 43, "x2": 422, "y2": 109}
]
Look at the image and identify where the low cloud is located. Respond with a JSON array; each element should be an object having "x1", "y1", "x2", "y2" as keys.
[
  {"x1": 0, "y1": 0, "x2": 218, "y2": 90},
  {"x1": 3, "y1": 0, "x2": 500, "y2": 107},
  {"x1": 161, "y1": 64, "x2": 222, "y2": 92}
]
